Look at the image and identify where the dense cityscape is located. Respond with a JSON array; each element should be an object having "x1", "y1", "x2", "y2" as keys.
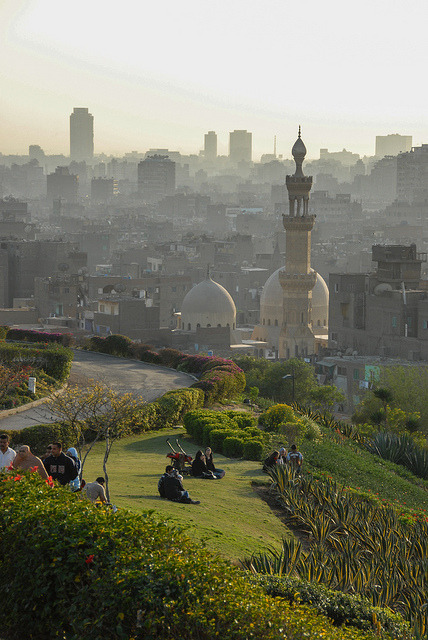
[{"x1": 1, "y1": 110, "x2": 427, "y2": 413}]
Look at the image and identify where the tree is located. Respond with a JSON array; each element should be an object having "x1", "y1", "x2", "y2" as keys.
[
  {"x1": 93, "y1": 390, "x2": 139, "y2": 502},
  {"x1": 48, "y1": 380, "x2": 142, "y2": 494},
  {"x1": 233, "y1": 356, "x2": 318, "y2": 403},
  {"x1": 309, "y1": 385, "x2": 346, "y2": 413}
]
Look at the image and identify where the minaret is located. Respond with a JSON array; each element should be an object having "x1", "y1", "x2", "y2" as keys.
[{"x1": 278, "y1": 127, "x2": 317, "y2": 358}]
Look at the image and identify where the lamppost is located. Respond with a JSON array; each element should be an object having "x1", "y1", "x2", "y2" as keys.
[{"x1": 282, "y1": 367, "x2": 295, "y2": 402}]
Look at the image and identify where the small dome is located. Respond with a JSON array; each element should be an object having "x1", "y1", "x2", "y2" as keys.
[{"x1": 181, "y1": 276, "x2": 236, "y2": 330}]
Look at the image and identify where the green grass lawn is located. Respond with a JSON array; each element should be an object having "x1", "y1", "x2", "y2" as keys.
[{"x1": 82, "y1": 427, "x2": 290, "y2": 561}]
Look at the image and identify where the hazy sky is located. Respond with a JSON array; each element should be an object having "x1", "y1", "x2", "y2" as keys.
[{"x1": 1, "y1": 0, "x2": 427, "y2": 159}]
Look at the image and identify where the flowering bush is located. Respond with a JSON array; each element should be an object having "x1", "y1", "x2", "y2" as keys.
[
  {"x1": 0, "y1": 472, "x2": 381, "y2": 640},
  {"x1": 6, "y1": 328, "x2": 73, "y2": 346}
]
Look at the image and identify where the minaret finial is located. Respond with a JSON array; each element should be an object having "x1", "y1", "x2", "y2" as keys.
[{"x1": 298, "y1": 125, "x2": 301, "y2": 138}]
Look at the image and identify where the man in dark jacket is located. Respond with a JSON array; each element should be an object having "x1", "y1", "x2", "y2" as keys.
[
  {"x1": 43, "y1": 442, "x2": 78, "y2": 486},
  {"x1": 162, "y1": 466, "x2": 200, "y2": 504}
]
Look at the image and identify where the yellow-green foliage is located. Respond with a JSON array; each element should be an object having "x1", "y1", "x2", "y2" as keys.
[{"x1": 259, "y1": 404, "x2": 297, "y2": 432}]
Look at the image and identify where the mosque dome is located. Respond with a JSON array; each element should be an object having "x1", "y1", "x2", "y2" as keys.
[
  {"x1": 259, "y1": 267, "x2": 329, "y2": 330},
  {"x1": 180, "y1": 276, "x2": 236, "y2": 331}
]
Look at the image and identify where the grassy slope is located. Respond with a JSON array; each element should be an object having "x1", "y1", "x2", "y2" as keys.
[
  {"x1": 300, "y1": 430, "x2": 428, "y2": 512},
  {"x1": 82, "y1": 423, "x2": 428, "y2": 562},
  {"x1": 82, "y1": 427, "x2": 289, "y2": 560}
]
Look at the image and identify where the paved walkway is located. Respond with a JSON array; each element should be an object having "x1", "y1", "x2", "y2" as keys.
[{"x1": 0, "y1": 350, "x2": 194, "y2": 431}]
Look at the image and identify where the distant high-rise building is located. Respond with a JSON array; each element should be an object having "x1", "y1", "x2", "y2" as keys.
[
  {"x1": 375, "y1": 134, "x2": 412, "y2": 158},
  {"x1": 47, "y1": 167, "x2": 78, "y2": 203},
  {"x1": 204, "y1": 131, "x2": 217, "y2": 161},
  {"x1": 29, "y1": 145, "x2": 45, "y2": 163},
  {"x1": 91, "y1": 178, "x2": 118, "y2": 203},
  {"x1": 70, "y1": 108, "x2": 94, "y2": 162},
  {"x1": 229, "y1": 130, "x2": 252, "y2": 163},
  {"x1": 137, "y1": 155, "x2": 176, "y2": 203}
]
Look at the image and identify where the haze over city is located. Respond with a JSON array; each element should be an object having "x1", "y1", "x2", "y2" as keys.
[{"x1": 2, "y1": 0, "x2": 427, "y2": 158}]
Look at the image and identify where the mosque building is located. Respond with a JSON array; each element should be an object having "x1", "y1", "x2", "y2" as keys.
[
  {"x1": 252, "y1": 129, "x2": 329, "y2": 358},
  {"x1": 173, "y1": 130, "x2": 328, "y2": 359}
]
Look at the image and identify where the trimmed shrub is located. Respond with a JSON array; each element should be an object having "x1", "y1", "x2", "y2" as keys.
[
  {"x1": 140, "y1": 349, "x2": 162, "y2": 365},
  {"x1": 0, "y1": 343, "x2": 73, "y2": 382},
  {"x1": 223, "y1": 410, "x2": 256, "y2": 429},
  {"x1": 158, "y1": 348, "x2": 184, "y2": 369},
  {"x1": 223, "y1": 436, "x2": 244, "y2": 458},
  {"x1": 7, "y1": 422, "x2": 76, "y2": 456},
  {"x1": 243, "y1": 439, "x2": 264, "y2": 461},
  {"x1": 6, "y1": 328, "x2": 73, "y2": 346},
  {"x1": 104, "y1": 333, "x2": 133, "y2": 357},
  {"x1": 259, "y1": 404, "x2": 297, "y2": 432}
]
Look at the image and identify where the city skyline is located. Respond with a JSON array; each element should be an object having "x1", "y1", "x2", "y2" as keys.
[{"x1": 1, "y1": 0, "x2": 427, "y2": 158}]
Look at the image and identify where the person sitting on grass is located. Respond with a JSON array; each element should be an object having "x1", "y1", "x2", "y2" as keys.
[
  {"x1": 263, "y1": 450, "x2": 279, "y2": 473},
  {"x1": 191, "y1": 450, "x2": 217, "y2": 479},
  {"x1": 83, "y1": 477, "x2": 107, "y2": 504},
  {"x1": 286, "y1": 444, "x2": 303, "y2": 473},
  {"x1": 163, "y1": 465, "x2": 200, "y2": 504},
  {"x1": 204, "y1": 447, "x2": 225, "y2": 479},
  {"x1": 12, "y1": 445, "x2": 48, "y2": 480}
]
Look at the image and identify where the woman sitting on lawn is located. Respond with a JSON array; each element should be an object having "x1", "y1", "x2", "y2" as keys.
[
  {"x1": 192, "y1": 450, "x2": 218, "y2": 479},
  {"x1": 205, "y1": 447, "x2": 225, "y2": 479}
]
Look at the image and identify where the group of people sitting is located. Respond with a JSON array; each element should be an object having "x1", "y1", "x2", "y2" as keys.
[
  {"x1": 263, "y1": 444, "x2": 303, "y2": 473},
  {"x1": 0, "y1": 434, "x2": 107, "y2": 504},
  {"x1": 158, "y1": 447, "x2": 226, "y2": 504}
]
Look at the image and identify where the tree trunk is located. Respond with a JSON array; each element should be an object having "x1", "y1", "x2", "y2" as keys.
[{"x1": 103, "y1": 430, "x2": 110, "y2": 503}]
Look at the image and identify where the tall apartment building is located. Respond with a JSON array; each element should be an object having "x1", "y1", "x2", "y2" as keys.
[
  {"x1": 204, "y1": 131, "x2": 217, "y2": 161},
  {"x1": 137, "y1": 155, "x2": 176, "y2": 203},
  {"x1": 47, "y1": 167, "x2": 78, "y2": 203},
  {"x1": 70, "y1": 107, "x2": 94, "y2": 162},
  {"x1": 397, "y1": 144, "x2": 428, "y2": 204},
  {"x1": 375, "y1": 134, "x2": 412, "y2": 158},
  {"x1": 229, "y1": 130, "x2": 252, "y2": 163}
]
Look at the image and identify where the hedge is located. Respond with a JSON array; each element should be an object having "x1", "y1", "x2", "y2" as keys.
[
  {"x1": 183, "y1": 409, "x2": 266, "y2": 460},
  {"x1": 0, "y1": 472, "x2": 381, "y2": 640},
  {"x1": 0, "y1": 342, "x2": 73, "y2": 382},
  {"x1": 253, "y1": 575, "x2": 410, "y2": 639},
  {"x1": 6, "y1": 328, "x2": 73, "y2": 346}
]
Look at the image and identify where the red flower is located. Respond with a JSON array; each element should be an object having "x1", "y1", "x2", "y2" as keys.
[
  {"x1": 13, "y1": 475, "x2": 22, "y2": 482},
  {"x1": 30, "y1": 466, "x2": 38, "y2": 473},
  {"x1": 45, "y1": 476, "x2": 54, "y2": 487},
  {"x1": 85, "y1": 555, "x2": 94, "y2": 564},
  {"x1": 6, "y1": 463, "x2": 13, "y2": 471}
]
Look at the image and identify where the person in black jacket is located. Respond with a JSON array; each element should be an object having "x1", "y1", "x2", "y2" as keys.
[
  {"x1": 43, "y1": 442, "x2": 78, "y2": 486},
  {"x1": 191, "y1": 450, "x2": 216, "y2": 479},
  {"x1": 162, "y1": 466, "x2": 200, "y2": 504},
  {"x1": 205, "y1": 447, "x2": 225, "y2": 479}
]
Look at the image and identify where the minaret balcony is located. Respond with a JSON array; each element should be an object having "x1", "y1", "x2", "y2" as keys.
[
  {"x1": 282, "y1": 215, "x2": 316, "y2": 231},
  {"x1": 279, "y1": 270, "x2": 317, "y2": 291}
]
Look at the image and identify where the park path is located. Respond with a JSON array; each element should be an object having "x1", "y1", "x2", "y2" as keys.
[{"x1": 0, "y1": 350, "x2": 194, "y2": 431}]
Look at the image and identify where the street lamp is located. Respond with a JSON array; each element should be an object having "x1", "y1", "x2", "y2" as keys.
[{"x1": 282, "y1": 368, "x2": 295, "y2": 402}]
